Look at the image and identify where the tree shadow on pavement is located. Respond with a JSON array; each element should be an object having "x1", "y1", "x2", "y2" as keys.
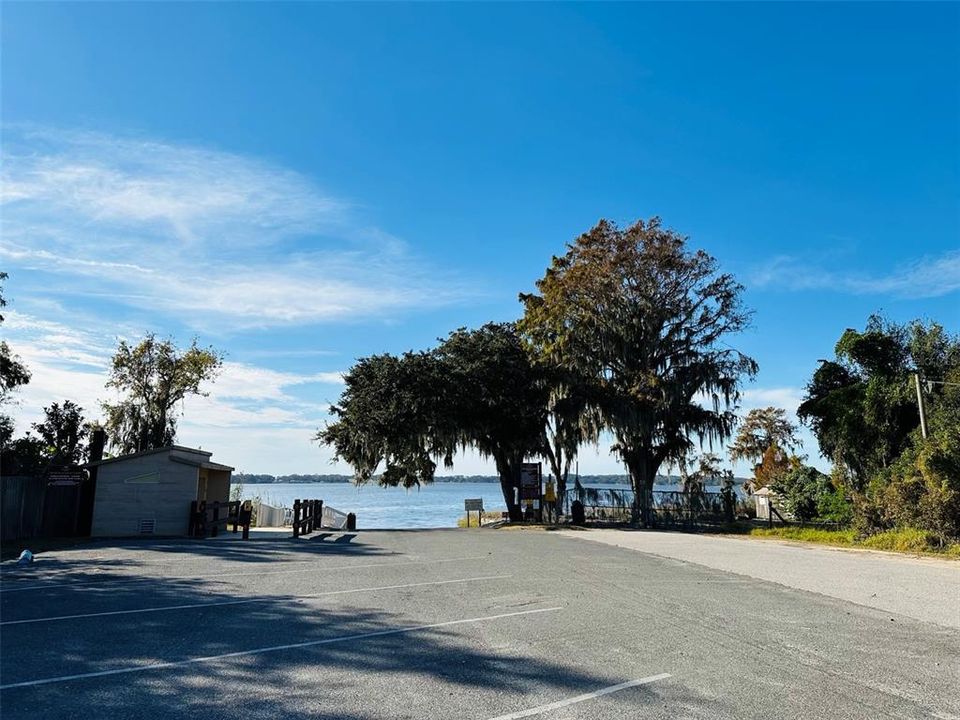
[
  {"x1": 0, "y1": 533, "x2": 394, "y2": 582},
  {"x1": 0, "y1": 561, "x2": 668, "y2": 720}
]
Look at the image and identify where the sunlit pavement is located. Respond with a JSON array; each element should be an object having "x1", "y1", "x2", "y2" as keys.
[{"x1": 562, "y1": 528, "x2": 960, "y2": 628}]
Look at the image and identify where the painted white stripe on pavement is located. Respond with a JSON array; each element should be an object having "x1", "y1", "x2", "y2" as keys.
[
  {"x1": 0, "y1": 555, "x2": 490, "y2": 594},
  {"x1": 486, "y1": 674, "x2": 673, "y2": 720},
  {"x1": 0, "y1": 606, "x2": 563, "y2": 690},
  {"x1": 0, "y1": 575, "x2": 510, "y2": 626}
]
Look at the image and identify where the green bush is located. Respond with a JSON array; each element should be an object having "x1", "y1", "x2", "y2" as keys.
[
  {"x1": 770, "y1": 464, "x2": 836, "y2": 522},
  {"x1": 870, "y1": 421, "x2": 960, "y2": 543},
  {"x1": 816, "y1": 486, "x2": 853, "y2": 524}
]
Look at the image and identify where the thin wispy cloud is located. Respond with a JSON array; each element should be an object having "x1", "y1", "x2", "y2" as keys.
[
  {"x1": 6, "y1": 315, "x2": 343, "y2": 459},
  {"x1": 1, "y1": 126, "x2": 477, "y2": 328},
  {"x1": 739, "y1": 386, "x2": 804, "y2": 415},
  {"x1": 751, "y1": 251, "x2": 960, "y2": 299}
]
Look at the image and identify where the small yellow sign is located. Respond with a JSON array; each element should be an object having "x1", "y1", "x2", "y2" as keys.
[{"x1": 544, "y1": 479, "x2": 557, "y2": 503}]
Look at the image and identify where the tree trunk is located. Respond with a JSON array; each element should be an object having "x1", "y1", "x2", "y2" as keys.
[
  {"x1": 499, "y1": 474, "x2": 521, "y2": 521},
  {"x1": 495, "y1": 454, "x2": 521, "y2": 521},
  {"x1": 545, "y1": 444, "x2": 570, "y2": 519},
  {"x1": 625, "y1": 450, "x2": 658, "y2": 527}
]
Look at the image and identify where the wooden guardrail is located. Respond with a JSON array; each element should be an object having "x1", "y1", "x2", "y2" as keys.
[
  {"x1": 189, "y1": 500, "x2": 252, "y2": 539},
  {"x1": 292, "y1": 498, "x2": 322, "y2": 538}
]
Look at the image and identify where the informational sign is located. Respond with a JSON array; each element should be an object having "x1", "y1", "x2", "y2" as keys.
[
  {"x1": 46, "y1": 468, "x2": 83, "y2": 486},
  {"x1": 519, "y1": 462, "x2": 542, "y2": 501},
  {"x1": 464, "y1": 498, "x2": 484, "y2": 512}
]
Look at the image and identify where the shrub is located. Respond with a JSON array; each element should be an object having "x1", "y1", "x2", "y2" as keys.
[
  {"x1": 871, "y1": 422, "x2": 960, "y2": 543},
  {"x1": 770, "y1": 464, "x2": 835, "y2": 522},
  {"x1": 816, "y1": 486, "x2": 854, "y2": 524}
]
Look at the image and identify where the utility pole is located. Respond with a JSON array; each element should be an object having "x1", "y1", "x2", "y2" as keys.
[{"x1": 913, "y1": 373, "x2": 928, "y2": 439}]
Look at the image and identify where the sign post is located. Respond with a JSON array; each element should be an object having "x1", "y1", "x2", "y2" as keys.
[
  {"x1": 519, "y1": 462, "x2": 542, "y2": 522},
  {"x1": 464, "y1": 498, "x2": 484, "y2": 527}
]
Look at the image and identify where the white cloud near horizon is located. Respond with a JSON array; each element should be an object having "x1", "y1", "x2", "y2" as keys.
[
  {"x1": 751, "y1": 250, "x2": 960, "y2": 299},
  {"x1": 2, "y1": 309, "x2": 352, "y2": 473},
  {"x1": 0, "y1": 126, "x2": 477, "y2": 329}
]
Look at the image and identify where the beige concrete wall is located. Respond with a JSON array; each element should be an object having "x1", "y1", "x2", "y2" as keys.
[
  {"x1": 91, "y1": 453, "x2": 199, "y2": 537},
  {"x1": 206, "y1": 469, "x2": 231, "y2": 505}
]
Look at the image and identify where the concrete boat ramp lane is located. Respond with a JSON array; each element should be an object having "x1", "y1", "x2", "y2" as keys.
[{"x1": 0, "y1": 529, "x2": 957, "y2": 719}]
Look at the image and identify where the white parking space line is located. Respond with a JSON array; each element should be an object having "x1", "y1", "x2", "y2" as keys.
[
  {"x1": 0, "y1": 555, "x2": 491, "y2": 594},
  {"x1": 486, "y1": 674, "x2": 673, "y2": 720},
  {"x1": 0, "y1": 545, "x2": 406, "y2": 579},
  {"x1": 0, "y1": 575, "x2": 510, "y2": 626},
  {"x1": 0, "y1": 606, "x2": 563, "y2": 690}
]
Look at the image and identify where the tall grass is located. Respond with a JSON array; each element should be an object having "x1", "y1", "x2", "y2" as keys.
[
  {"x1": 456, "y1": 510, "x2": 506, "y2": 528},
  {"x1": 741, "y1": 525, "x2": 958, "y2": 557}
]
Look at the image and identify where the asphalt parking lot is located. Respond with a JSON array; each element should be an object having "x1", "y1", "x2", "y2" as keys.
[{"x1": 1, "y1": 529, "x2": 957, "y2": 720}]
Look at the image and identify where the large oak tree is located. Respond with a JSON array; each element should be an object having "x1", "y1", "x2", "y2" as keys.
[
  {"x1": 520, "y1": 217, "x2": 756, "y2": 524},
  {"x1": 319, "y1": 323, "x2": 546, "y2": 517}
]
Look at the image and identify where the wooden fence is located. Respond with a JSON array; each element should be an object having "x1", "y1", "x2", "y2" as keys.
[
  {"x1": 188, "y1": 500, "x2": 251, "y2": 539},
  {"x1": 1, "y1": 471, "x2": 94, "y2": 543},
  {"x1": 292, "y1": 499, "x2": 322, "y2": 537}
]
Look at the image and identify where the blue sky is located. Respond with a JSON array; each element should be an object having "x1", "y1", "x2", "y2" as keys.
[{"x1": 2, "y1": 2, "x2": 957, "y2": 476}]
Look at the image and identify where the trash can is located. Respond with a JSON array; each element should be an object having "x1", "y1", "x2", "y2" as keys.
[{"x1": 571, "y1": 500, "x2": 585, "y2": 526}]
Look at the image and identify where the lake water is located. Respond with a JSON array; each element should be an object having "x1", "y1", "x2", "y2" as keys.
[{"x1": 236, "y1": 481, "x2": 708, "y2": 529}]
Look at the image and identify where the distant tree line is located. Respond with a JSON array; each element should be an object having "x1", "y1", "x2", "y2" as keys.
[{"x1": 234, "y1": 473, "x2": 355, "y2": 484}]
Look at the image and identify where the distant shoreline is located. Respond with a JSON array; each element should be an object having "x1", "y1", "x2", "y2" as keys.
[{"x1": 234, "y1": 474, "x2": 744, "y2": 486}]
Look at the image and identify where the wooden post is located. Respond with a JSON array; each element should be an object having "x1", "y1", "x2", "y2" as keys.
[
  {"x1": 211, "y1": 501, "x2": 220, "y2": 537},
  {"x1": 240, "y1": 501, "x2": 251, "y2": 540},
  {"x1": 293, "y1": 499, "x2": 301, "y2": 538},
  {"x1": 188, "y1": 500, "x2": 198, "y2": 537}
]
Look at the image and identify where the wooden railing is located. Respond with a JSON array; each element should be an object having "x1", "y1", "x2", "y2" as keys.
[
  {"x1": 292, "y1": 498, "x2": 323, "y2": 538},
  {"x1": 188, "y1": 500, "x2": 252, "y2": 539}
]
